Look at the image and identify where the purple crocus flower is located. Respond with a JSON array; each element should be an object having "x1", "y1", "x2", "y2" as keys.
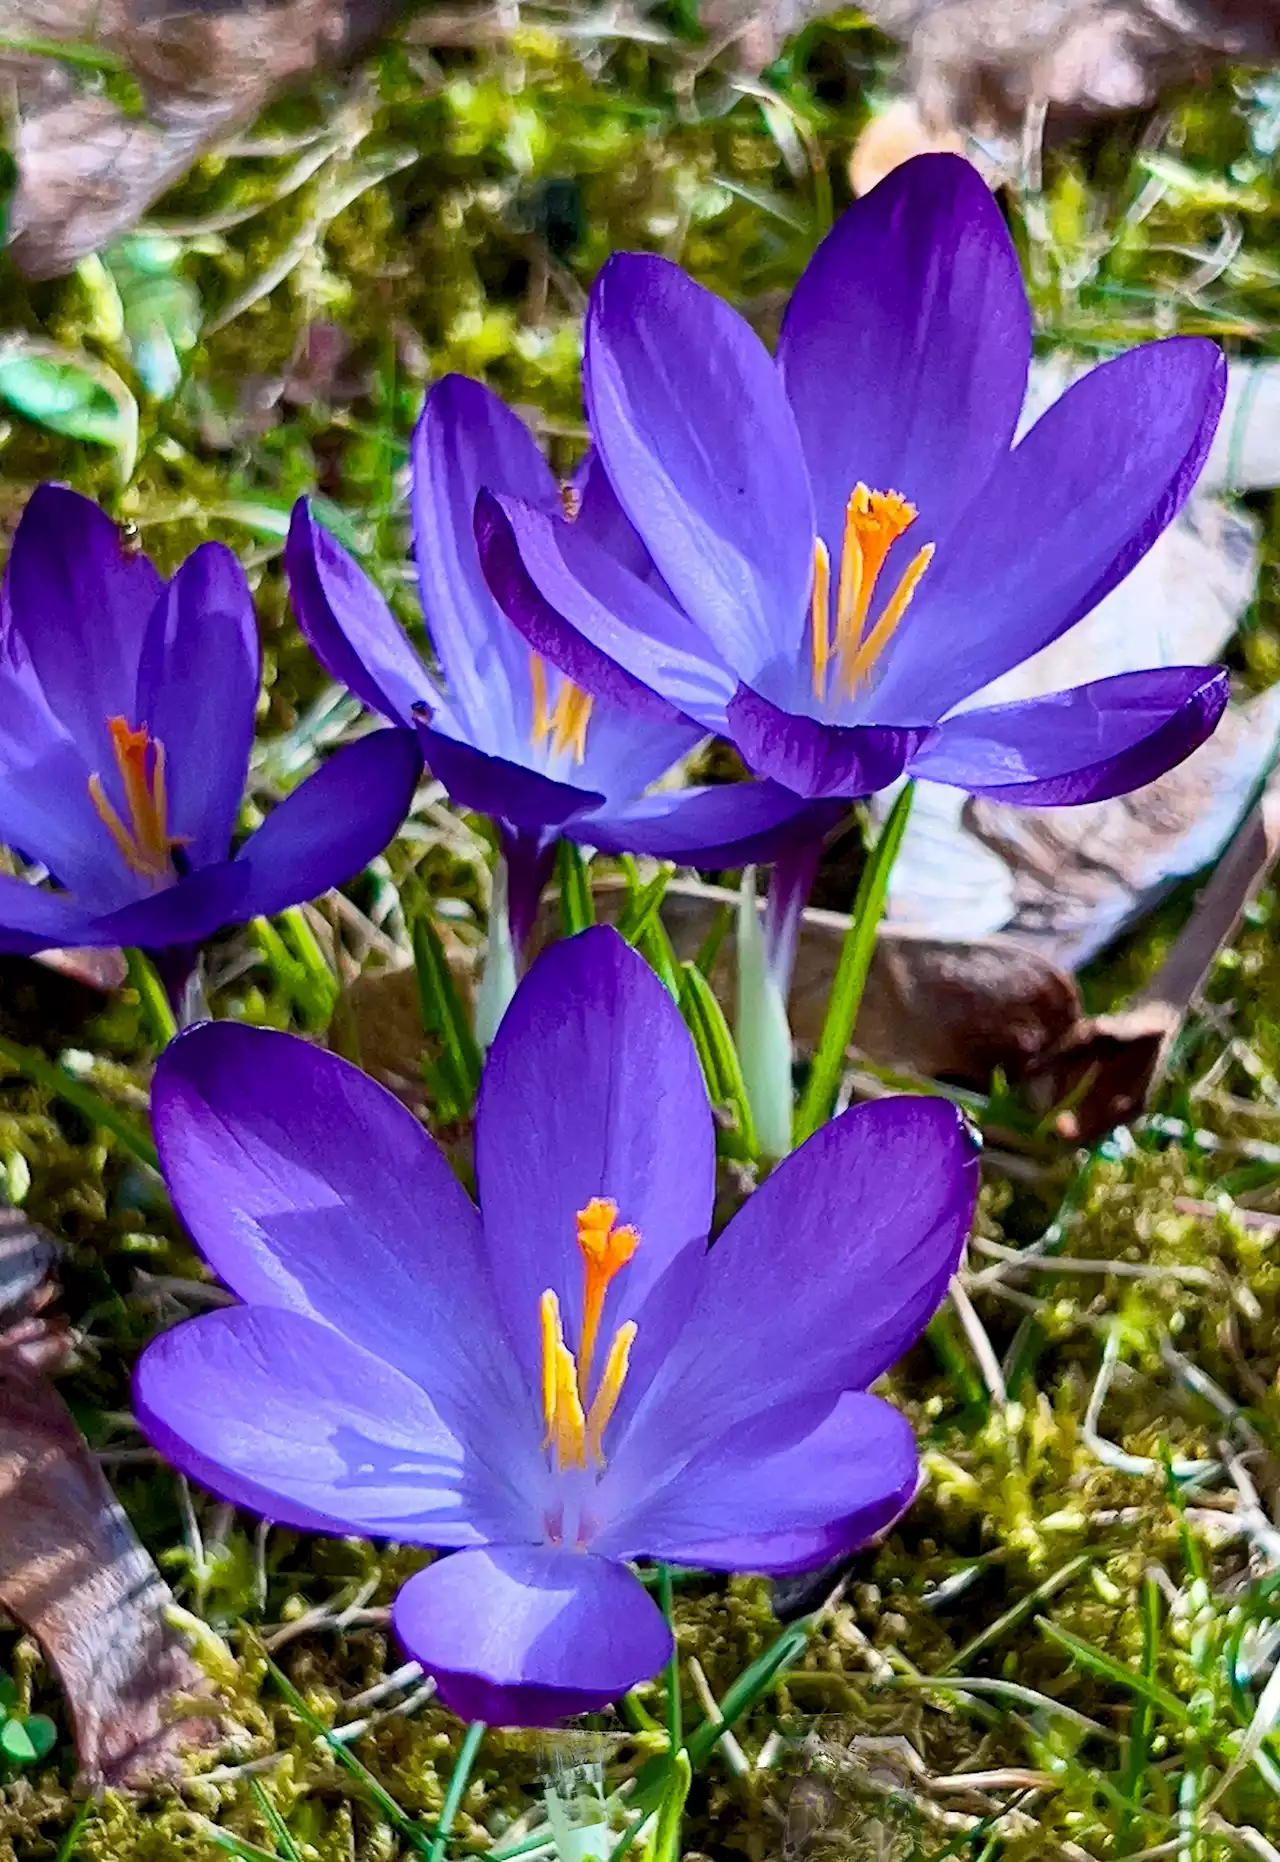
[
  {"x1": 0, "y1": 485, "x2": 419, "y2": 965},
  {"x1": 134, "y1": 927, "x2": 977, "y2": 1726},
  {"x1": 286, "y1": 374, "x2": 835, "y2": 961},
  {"x1": 476, "y1": 153, "x2": 1229, "y2": 813}
]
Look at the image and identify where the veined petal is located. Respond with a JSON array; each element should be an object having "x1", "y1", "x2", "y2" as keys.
[
  {"x1": 2, "y1": 485, "x2": 163, "y2": 759},
  {"x1": 779, "y1": 154, "x2": 1031, "y2": 559},
  {"x1": 392, "y1": 1545, "x2": 672, "y2": 1726},
  {"x1": 411, "y1": 375, "x2": 561, "y2": 753},
  {"x1": 474, "y1": 927, "x2": 716, "y2": 1399},
  {"x1": 150, "y1": 1021, "x2": 528, "y2": 1455},
  {"x1": 134, "y1": 1306, "x2": 512, "y2": 1543},
  {"x1": 726, "y1": 685, "x2": 931, "y2": 798},
  {"x1": 231, "y1": 727, "x2": 421, "y2": 921},
  {"x1": 476, "y1": 490, "x2": 733, "y2": 731},
  {"x1": 618, "y1": 1095, "x2": 976, "y2": 1490},
  {"x1": 910, "y1": 665, "x2": 1229, "y2": 804},
  {"x1": 870, "y1": 337, "x2": 1227, "y2": 721},
  {"x1": 585, "y1": 253, "x2": 814, "y2": 679},
  {"x1": 609, "y1": 1391, "x2": 917, "y2": 1573},
  {"x1": 286, "y1": 501, "x2": 439, "y2": 726},
  {"x1": 135, "y1": 542, "x2": 258, "y2": 869}
]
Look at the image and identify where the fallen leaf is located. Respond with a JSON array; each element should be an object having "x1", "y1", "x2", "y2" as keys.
[{"x1": 0, "y1": 1202, "x2": 216, "y2": 1787}]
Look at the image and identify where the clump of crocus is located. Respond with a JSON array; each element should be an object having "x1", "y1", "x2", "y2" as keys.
[
  {"x1": 134, "y1": 927, "x2": 977, "y2": 1726},
  {"x1": 479, "y1": 154, "x2": 1228, "y2": 815},
  {"x1": 286, "y1": 375, "x2": 834, "y2": 1034},
  {"x1": 0, "y1": 485, "x2": 419, "y2": 969}
]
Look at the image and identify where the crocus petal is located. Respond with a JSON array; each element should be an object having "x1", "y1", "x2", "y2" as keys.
[
  {"x1": 151, "y1": 1021, "x2": 530, "y2": 1454},
  {"x1": 0, "y1": 679, "x2": 134, "y2": 910},
  {"x1": 134, "y1": 1305, "x2": 505, "y2": 1544},
  {"x1": 585, "y1": 253, "x2": 814, "y2": 680},
  {"x1": 911, "y1": 666, "x2": 1230, "y2": 804},
  {"x1": 285, "y1": 501, "x2": 440, "y2": 727},
  {"x1": 392, "y1": 1544, "x2": 673, "y2": 1727},
  {"x1": 476, "y1": 489, "x2": 733, "y2": 731},
  {"x1": 416, "y1": 719, "x2": 603, "y2": 831},
  {"x1": 0, "y1": 875, "x2": 96, "y2": 954},
  {"x1": 135, "y1": 542, "x2": 259, "y2": 869},
  {"x1": 231, "y1": 727, "x2": 421, "y2": 921},
  {"x1": 778, "y1": 154, "x2": 1031, "y2": 557},
  {"x1": 2, "y1": 485, "x2": 164, "y2": 756},
  {"x1": 726, "y1": 684, "x2": 932, "y2": 798},
  {"x1": 578, "y1": 784, "x2": 846, "y2": 868},
  {"x1": 622, "y1": 1095, "x2": 976, "y2": 1485},
  {"x1": 411, "y1": 375, "x2": 561, "y2": 753},
  {"x1": 612, "y1": 1391, "x2": 917, "y2": 1574},
  {"x1": 870, "y1": 337, "x2": 1227, "y2": 721},
  {"x1": 474, "y1": 927, "x2": 715, "y2": 1396},
  {"x1": 88, "y1": 861, "x2": 252, "y2": 950}
]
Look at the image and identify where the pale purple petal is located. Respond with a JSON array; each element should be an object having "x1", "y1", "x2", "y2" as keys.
[
  {"x1": 610, "y1": 1392, "x2": 917, "y2": 1574},
  {"x1": 151, "y1": 1021, "x2": 531, "y2": 1460},
  {"x1": 579, "y1": 784, "x2": 845, "y2": 868},
  {"x1": 135, "y1": 542, "x2": 258, "y2": 869},
  {"x1": 411, "y1": 375, "x2": 561, "y2": 753},
  {"x1": 726, "y1": 684, "x2": 931, "y2": 798},
  {"x1": 0, "y1": 875, "x2": 97, "y2": 954},
  {"x1": 392, "y1": 1545, "x2": 672, "y2": 1726},
  {"x1": 911, "y1": 666, "x2": 1230, "y2": 803},
  {"x1": 134, "y1": 1305, "x2": 511, "y2": 1543},
  {"x1": 0, "y1": 680, "x2": 134, "y2": 910},
  {"x1": 474, "y1": 927, "x2": 715, "y2": 1397},
  {"x1": 476, "y1": 489, "x2": 733, "y2": 731},
  {"x1": 585, "y1": 253, "x2": 814, "y2": 679},
  {"x1": 870, "y1": 337, "x2": 1227, "y2": 721},
  {"x1": 286, "y1": 501, "x2": 439, "y2": 726},
  {"x1": 778, "y1": 154, "x2": 1031, "y2": 558},
  {"x1": 88, "y1": 861, "x2": 251, "y2": 950},
  {"x1": 232, "y1": 727, "x2": 421, "y2": 920},
  {"x1": 2, "y1": 484, "x2": 163, "y2": 758},
  {"x1": 417, "y1": 719, "x2": 603, "y2": 830}
]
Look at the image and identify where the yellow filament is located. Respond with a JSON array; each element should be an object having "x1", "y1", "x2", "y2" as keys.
[
  {"x1": 87, "y1": 718, "x2": 185, "y2": 883},
  {"x1": 809, "y1": 538, "x2": 831, "y2": 700},
  {"x1": 586, "y1": 1322, "x2": 638, "y2": 1464},
  {"x1": 540, "y1": 1291, "x2": 588, "y2": 1471},
  {"x1": 808, "y1": 485, "x2": 932, "y2": 701},
  {"x1": 840, "y1": 543, "x2": 936, "y2": 693},
  {"x1": 527, "y1": 652, "x2": 595, "y2": 766}
]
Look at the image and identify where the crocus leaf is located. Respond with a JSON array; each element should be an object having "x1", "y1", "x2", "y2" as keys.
[
  {"x1": 0, "y1": 352, "x2": 138, "y2": 472},
  {"x1": 677, "y1": 961, "x2": 757, "y2": 1162},
  {"x1": 556, "y1": 839, "x2": 595, "y2": 936},
  {"x1": 412, "y1": 912, "x2": 482, "y2": 1122}
]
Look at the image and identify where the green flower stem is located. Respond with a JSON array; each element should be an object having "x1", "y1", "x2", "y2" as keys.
[
  {"x1": 125, "y1": 947, "x2": 179, "y2": 1048},
  {"x1": 794, "y1": 781, "x2": 914, "y2": 1146}
]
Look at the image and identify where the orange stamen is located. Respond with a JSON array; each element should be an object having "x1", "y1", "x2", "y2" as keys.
[
  {"x1": 87, "y1": 718, "x2": 186, "y2": 884},
  {"x1": 575, "y1": 1197, "x2": 640, "y2": 1400},
  {"x1": 527, "y1": 653, "x2": 595, "y2": 766},
  {"x1": 809, "y1": 484, "x2": 933, "y2": 701}
]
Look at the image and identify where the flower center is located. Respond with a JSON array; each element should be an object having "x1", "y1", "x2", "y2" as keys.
[
  {"x1": 87, "y1": 718, "x2": 188, "y2": 885},
  {"x1": 539, "y1": 1196, "x2": 640, "y2": 1473},
  {"x1": 528, "y1": 652, "x2": 594, "y2": 766},
  {"x1": 810, "y1": 484, "x2": 934, "y2": 703}
]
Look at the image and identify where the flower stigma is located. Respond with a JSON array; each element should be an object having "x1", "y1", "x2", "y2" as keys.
[
  {"x1": 540, "y1": 1198, "x2": 641, "y2": 1473},
  {"x1": 528, "y1": 651, "x2": 594, "y2": 765},
  {"x1": 88, "y1": 718, "x2": 188, "y2": 885},
  {"x1": 810, "y1": 485, "x2": 934, "y2": 702}
]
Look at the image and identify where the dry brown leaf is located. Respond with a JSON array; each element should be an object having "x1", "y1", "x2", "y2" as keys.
[
  {"x1": 5, "y1": 0, "x2": 414, "y2": 277},
  {"x1": 0, "y1": 1203, "x2": 216, "y2": 1788}
]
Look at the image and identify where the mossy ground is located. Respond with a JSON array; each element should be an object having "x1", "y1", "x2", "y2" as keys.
[{"x1": 4, "y1": 14, "x2": 1280, "y2": 1862}]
